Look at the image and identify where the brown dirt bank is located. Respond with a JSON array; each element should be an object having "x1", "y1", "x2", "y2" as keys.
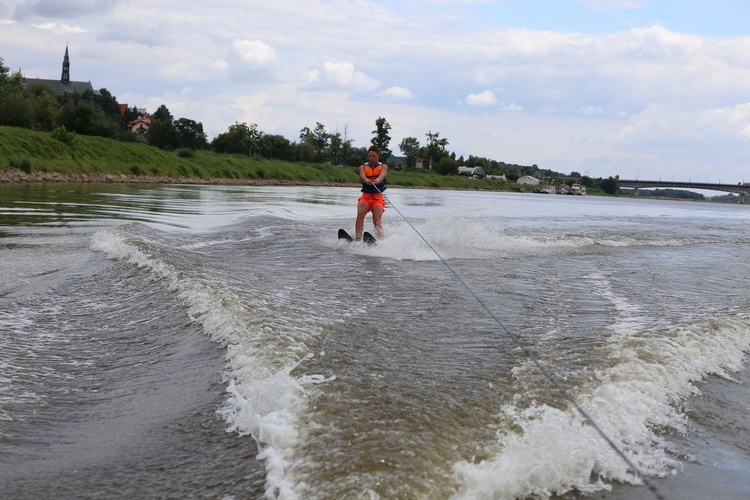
[{"x1": 0, "y1": 167, "x2": 355, "y2": 187}]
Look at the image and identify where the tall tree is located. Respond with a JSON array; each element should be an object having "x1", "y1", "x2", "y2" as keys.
[
  {"x1": 31, "y1": 88, "x2": 57, "y2": 131},
  {"x1": 436, "y1": 155, "x2": 458, "y2": 175},
  {"x1": 0, "y1": 58, "x2": 35, "y2": 128},
  {"x1": 299, "y1": 122, "x2": 329, "y2": 161},
  {"x1": 294, "y1": 141, "x2": 316, "y2": 162},
  {"x1": 123, "y1": 106, "x2": 140, "y2": 123},
  {"x1": 211, "y1": 122, "x2": 263, "y2": 156},
  {"x1": 329, "y1": 132, "x2": 343, "y2": 165},
  {"x1": 398, "y1": 136, "x2": 420, "y2": 168},
  {"x1": 146, "y1": 104, "x2": 178, "y2": 149},
  {"x1": 94, "y1": 88, "x2": 122, "y2": 120},
  {"x1": 424, "y1": 130, "x2": 449, "y2": 170},
  {"x1": 212, "y1": 122, "x2": 262, "y2": 156},
  {"x1": 152, "y1": 104, "x2": 173, "y2": 122},
  {"x1": 174, "y1": 118, "x2": 208, "y2": 150},
  {"x1": 329, "y1": 123, "x2": 355, "y2": 165},
  {"x1": 56, "y1": 99, "x2": 120, "y2": 138},
  {"x1": 0, "y1": 57, "x2": 11, "y2": 84},
  {"x1": 341, "y1": 146, "x2": 368, "y2": 167},
  {"x1": 257, "y1": 133, "x2": 293, "y2": 161},
  {"x1": 147, "y1": 118, "x2": 178, "y2": 149},
  {"x1": 371, "y1": 116, "x2": 392, "y2": 161}
]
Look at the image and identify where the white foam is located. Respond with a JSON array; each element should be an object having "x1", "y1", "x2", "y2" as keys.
[
  {"x1": 334, "y1": 205, "x2": 728, "y2": 264},
  {"x1": 91, "y1": 228, "x2": 333, "y2": 499},
  {"x1": 452, "y1": 316, "x2": 750, "y2": 499},
  {"x1": 586, "y1": 270, "x2": 651, "y2": 335},
  {"x1": 336, "y1": 218, "x2": 604, "y2": 262},
  {"x1": 335, "y1": 215, "x2": 714, "y2": 265}
]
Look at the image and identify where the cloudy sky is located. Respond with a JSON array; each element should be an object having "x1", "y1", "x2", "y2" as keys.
[{"x1": 1, "y1": 0, "x2": 749, "y2": 181}]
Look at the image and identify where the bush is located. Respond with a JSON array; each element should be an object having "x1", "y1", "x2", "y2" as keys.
[
  {"x1": 10, "y1": 157, "x2": 33, "y2": 174},
  {"x1": 130, "y1": 165, "x2": 142, "y2": 175},
  {"x1": 176, "y1": 148, "x2": 194, "y2": 158},
  {"x1": 50, "y1": 126, "x2": 76, "y2": 147}
]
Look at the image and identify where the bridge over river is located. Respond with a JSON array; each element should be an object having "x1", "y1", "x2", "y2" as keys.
[{"x1": 617, "y1": 179, "x2": 750, "y2": 203}]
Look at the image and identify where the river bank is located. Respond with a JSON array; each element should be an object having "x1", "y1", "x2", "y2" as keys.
[{"x1": 0, "y1": 167, "x2": 356, "y2": 187}]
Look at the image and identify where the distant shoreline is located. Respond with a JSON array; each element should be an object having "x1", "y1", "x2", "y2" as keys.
[
  {"x1": 1, "y1": 168, "x2": 740, "y2": 205},
  {"x1": 0, "y1": 167, "x2": 491, "y2": 191}
]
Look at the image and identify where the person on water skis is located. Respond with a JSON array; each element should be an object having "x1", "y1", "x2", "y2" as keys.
[{"x1": 356, "y1": 145, "x2": 388, "y2": 240}]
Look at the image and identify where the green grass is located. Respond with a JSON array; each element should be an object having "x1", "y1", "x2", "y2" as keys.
[{"x1": 0, "y1": 126, "x2": 526, "y2": 191}]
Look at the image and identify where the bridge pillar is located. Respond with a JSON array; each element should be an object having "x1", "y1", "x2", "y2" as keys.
[
  {"x1": 634, "y1": 188, "x2": 639, "y2": 197},
  {"x1": 740, "y1": 192, "x2": 745, "y2": 205}
]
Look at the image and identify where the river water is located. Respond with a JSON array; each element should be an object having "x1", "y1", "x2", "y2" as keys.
[{"x1": 1, "y1": 183, "x2": 749, "y2": 499}]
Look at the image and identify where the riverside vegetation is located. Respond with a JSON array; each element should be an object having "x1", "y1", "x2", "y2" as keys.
[
  {"x1": 0, "y1": 52, "x2": 606, "y2": 192},
  {"x1": 4, "y1": 127, "x2": 735, "y2": 201},
  {"x1": 0, "y1": 126, "x2": 544, "y2": 192}
]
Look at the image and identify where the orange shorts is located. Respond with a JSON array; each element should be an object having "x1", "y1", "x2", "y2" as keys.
[{"x1": 358, "y1": 193, "x2": 385, "y2": 211}]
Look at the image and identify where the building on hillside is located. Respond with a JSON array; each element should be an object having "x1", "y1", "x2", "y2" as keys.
[
  {"x1": 127, "y1": 115, "x2": 152, "y2": 134},
  {"x1": 487, "y1": 174, "x2": 507, "y2": 181},
  {"x1": 457, "y1": 166, "x2": 486, "y2": 179},
  {"x1": 23, "y1": 45, "x2": 94, "y2": 98},
  {"x1": 516, "y1": 175, "x2": 541, "y2": 186}
]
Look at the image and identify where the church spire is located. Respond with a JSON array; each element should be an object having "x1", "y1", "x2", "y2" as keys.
[{"x1": 61, "y1": 45, "x2": 70, "y2": 84}]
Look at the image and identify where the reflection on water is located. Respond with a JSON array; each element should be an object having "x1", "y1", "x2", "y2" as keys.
[
  {"x1": 0, "y1": 184, "x2": 250, "y2": 230},
  {"x1": 0, "y1": 184, "x2": 179, "y2": 227},
  {"x1": 0, "y1": 183, "x2": 360, "y2": 230}
]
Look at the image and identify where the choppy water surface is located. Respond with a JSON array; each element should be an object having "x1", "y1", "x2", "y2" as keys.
[{"x1": 1, "y1": 183, "x2": 749, "y2": 499}]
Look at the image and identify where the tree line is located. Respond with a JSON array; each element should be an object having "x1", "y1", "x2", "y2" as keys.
[{"x1": 1, "y1": 57, "x2": 620, "y2": 192}]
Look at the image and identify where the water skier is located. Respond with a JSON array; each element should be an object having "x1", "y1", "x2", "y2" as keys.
[{"x1": 355, "y1": 145, "x2": 388, "y2": 240}]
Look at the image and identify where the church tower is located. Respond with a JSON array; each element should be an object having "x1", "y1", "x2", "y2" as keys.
[
  {"x1": 22, "y1": 45, "x2": 93, "y2": 96},
  {"x1": 61, "y1": 45, "x2": 70, "y2": 84}
]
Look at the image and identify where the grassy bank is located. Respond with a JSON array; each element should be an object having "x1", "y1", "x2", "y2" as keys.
[
  {"x1": 0, "y1": 126, "x2": 518, "y2": 191},
  {"x1": 0, "y1": 126, "x2": 360, "y2": 184}
]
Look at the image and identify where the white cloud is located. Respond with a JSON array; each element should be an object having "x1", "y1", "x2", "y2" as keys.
[
  {"x1": 581, "y1": 0, "x2": 646, "y2": 11},
  {"x1": 624, "y1": 102, "x2": 750, "y2": 144},
  {"x1": 376, "y1": 86, "x2": 413, "y2": 100},
  {"x1": 231, "y1": 39, "x2": 276, "y2": 68},
  {"x1": 31, "y1": 21, "x2": 87, "y2": 34},
  {"x1": 14, "y1": 0, "x2": 122, "y2": 20},
  {"x1": 499, "y1": 102, "x2": 523, "y2": 111},
  {"x1": 211, "y1": 59, "x2": 228, "y2": 72},
  {"x1": 466, "y1": 90, "x2": 497, "y2": 106},
  {"x1": 304, "y1": 69, "x2": 320, "y2": 84},
  {"x1": 580, "y1": 106, "x2": 604, "y2": 116},
  {"x1": 321, "y1": 61, "x2": 379, "y2": 91}
]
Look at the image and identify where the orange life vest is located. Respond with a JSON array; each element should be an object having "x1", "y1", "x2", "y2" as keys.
[{"x1": 361, "y1": 162, "x2": 387, "y2": 193}]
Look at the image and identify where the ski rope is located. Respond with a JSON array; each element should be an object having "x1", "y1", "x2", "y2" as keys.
[{"x1": 372, "y1": 184, "x2": 666, "y2": 500}]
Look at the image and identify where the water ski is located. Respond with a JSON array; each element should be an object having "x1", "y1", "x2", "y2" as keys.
[
  {"x1": 362, "y1": 232, "x2": 377, "y2": 246},
  {"x1": 338, "y1": 229, "x2": 377, "y2": 246}
]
